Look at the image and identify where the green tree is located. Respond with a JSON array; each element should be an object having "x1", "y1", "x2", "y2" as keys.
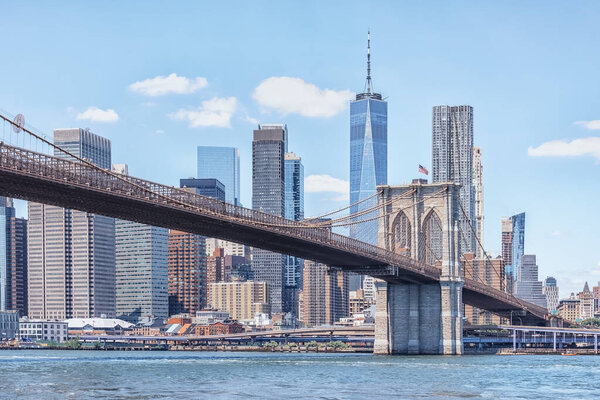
[{"x1": 65, "y1": 337, "x2": 82, "y2": 349}]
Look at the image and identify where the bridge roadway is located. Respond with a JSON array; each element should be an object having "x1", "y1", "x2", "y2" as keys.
[{"x1": 0, "y1": 142, "x2": 547, "y2": 323}]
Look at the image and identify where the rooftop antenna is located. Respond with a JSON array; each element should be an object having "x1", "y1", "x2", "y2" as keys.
[{"x1": 366, "y1": 29, "x2": 372, "y2": 94}]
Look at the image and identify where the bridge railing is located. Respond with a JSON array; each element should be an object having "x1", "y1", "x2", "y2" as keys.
[{"x1": 0, "y1": 142, "x2": 439, "y2": 278}]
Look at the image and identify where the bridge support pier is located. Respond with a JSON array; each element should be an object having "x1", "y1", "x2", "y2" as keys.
[{"x1": 374, "y1": 279, "x2": 463, "y2": 355}]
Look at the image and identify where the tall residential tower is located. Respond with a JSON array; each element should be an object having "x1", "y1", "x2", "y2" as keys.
[{"x1": 432, "y1": 105, "x2": 475, "y2": 255}]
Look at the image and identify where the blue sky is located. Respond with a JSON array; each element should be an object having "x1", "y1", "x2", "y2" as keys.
[{"x1": 1, "y1": 1, "x2": 599, "y2": 297}]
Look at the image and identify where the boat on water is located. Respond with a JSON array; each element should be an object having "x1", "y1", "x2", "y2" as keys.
[{"x1": 561, "y1": 352, "x2": 578, "y2": 356}]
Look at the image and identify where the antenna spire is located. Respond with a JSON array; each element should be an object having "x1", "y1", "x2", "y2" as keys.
[{"x1": 366, "y1": 30, "x2": 372, "y2": 94}]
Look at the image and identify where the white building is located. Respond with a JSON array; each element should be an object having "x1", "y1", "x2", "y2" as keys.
[
  {"x1": 19, "y1": 318, "x2": 68, "y2": 343},
  {"x1": 0, "y1": 310, "x2": 19, "y2": 341},
  {"x1": 193, "y1": 310, "x2": 230, "y2": 325}
]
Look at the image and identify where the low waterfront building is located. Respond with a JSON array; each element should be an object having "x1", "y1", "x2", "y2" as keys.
[
  {"x1": 19, "y1": 318, "x2": 68, "y2": 343},
  {"x1": 193, "y1": 309, "x2": 230, "y2": 325},
  {"x1": 65, "y1": 318, "x2": 134, "y2": 336},
  {"x1": 0, "y1": 310, "x2": 19, "y2": 341},
  {"x1": 193, "y1": 320, "x2": 244, "y2": 336}
]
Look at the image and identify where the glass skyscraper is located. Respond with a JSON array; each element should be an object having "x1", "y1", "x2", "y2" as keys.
[
  {"x1": 284, "y1": 152, "x2": 304, "y2": 290},
  {"x1": 349, "y1": 32, "x2": 387, "y2": 291},
  {"x1": 115, "y1": 219, "x2": 169, "y2": 323},
  {"x1": 197, "y1": 146, "x2": 240, "y2": 205},
  {"x1": 349, "y1": 32, "x2": 388, "y2": 246},
  {"x1": 252, "y1": 124, "x2": 287, "y2": 313},
  {"x1": 501, "y1": 212, "x2": 525, "y2": 292}
]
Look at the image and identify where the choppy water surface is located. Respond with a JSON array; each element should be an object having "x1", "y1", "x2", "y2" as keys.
[{"x1": 1, "y1": 350, "x2": 599, "y2": 399}]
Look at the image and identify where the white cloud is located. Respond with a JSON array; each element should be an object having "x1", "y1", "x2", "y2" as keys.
[
  {"x1": 253, "y1": 77, "x2": 353, "y2": 118},
  {"x1": 305, "y1": 174, "x2": 349, "y2": 194},
  {"x1": 574, "y1": 120, "x2": 600, "y2": 130},
  {"x1": 142, "y1": 102, "x2": 157, "y2": 108},
  {"x1": 245, "y1": 115, "x2": 259, "y2": 125},
  {"x1": 169, "y1": 97, "x2": 237, "y2": 128},
  {"x1": 332, "y1": 193, "x2": 350, "y2": 202},
  {"x1": 551, "y1": 230, "x2": 561, "y2": 236},
  {"x1": 155, "y1": 129, "x2": 164, "y2": 135},
  {"x1": 129, "y1": 73, "x2": 208, "y2": 97},
  {"x1": 76, "y1": 107, "x2": 119, "y2": 123},
  {"x1": 528, "y1": 137, "x2": 600, "y2": 161}
]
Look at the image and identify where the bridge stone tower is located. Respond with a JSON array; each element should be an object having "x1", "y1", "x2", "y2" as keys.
[{"x1": 374, "y1": 180, "x2": 463, "y2": 355}]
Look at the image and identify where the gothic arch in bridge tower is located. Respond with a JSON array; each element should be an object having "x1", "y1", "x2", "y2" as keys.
[
  {"x1": 419, "y1": 209, "x2": 443, "y2": 267},
  {"x1": 391, "y1": 211, "x2": 411, "y2": 257}
]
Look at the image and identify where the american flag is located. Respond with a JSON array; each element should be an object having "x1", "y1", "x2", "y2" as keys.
[{"x1": 418, "y1": 164, "x2": 429, "y2": 175}]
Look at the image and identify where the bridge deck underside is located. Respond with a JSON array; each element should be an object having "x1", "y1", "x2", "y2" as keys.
[{"x1": 0, "y1": 151, "x2": 547, "y2": 324}]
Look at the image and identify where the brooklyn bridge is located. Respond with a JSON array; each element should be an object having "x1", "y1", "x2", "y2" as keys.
[{"x1": 0, "y1": 111, "x2": 549, "y2": 355}]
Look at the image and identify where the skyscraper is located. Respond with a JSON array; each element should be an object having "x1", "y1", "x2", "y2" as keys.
[
  {"x1": 197, "y1": 146, "x2": 240, "y2": 206},
  {"x1": 28, "y1": 128, "x2": 115, "y2": 320},
  {"x1": 168, "y1": 230, "x2": 206, "y2": 316},
  {"x1": 514, "y1": 254, "x2": 547, "y2": 308},
  {"x1": 113, "y1": 164, "x2": 169, "y2": 323},
  {"x1": 501, "y1": 212, "x2": 525, "y2": 290},
  {"x1": 180, "y1": 178, "x2": 225, "y2": 202},
  {"x1": 349, "y1": 32, "x2": 388, "y2": 246},
  {"x1": 115, "y1": 220, "x2": 168, "y2": 323},
  {"x1": 284, "y1": 152, "x2": 304, "y2": 289},
  {"x1": 473, "y1": 147, "x2": 484, "y2": 257},
  {"x1": 301, "y1": 261, "x2": 349, "y2": 327},
  {"x1": 543, "y1": 276, "x2": 559, "y2": 312},
  {"x1": 0, "y1": 197, "x2": 27, "y2": 314},
  {"x1": 432, "y1": 105, "x2": 475, "y2": 254},
  {"x1": 349, "y1": 32, "x2": 387, "y2": 292},
  {"x1": 252, "y1": 124, "x2": 287, "y2": 313}
]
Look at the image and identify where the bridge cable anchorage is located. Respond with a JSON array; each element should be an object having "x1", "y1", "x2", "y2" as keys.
[{"x1": 455, "y1": 199, "x2": 533, "y2": 314}]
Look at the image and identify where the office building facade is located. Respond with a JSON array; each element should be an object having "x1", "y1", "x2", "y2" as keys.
[
  {"x1": 28, "y1": 128, "x2": 115, "y2": 320},
  {"x1": 543, "y1": 276, "x2": 559, "y2": 312},
  {"x1": 115, "y1": 220, "x2": 169, "y2": 323},
  {"x1": 432, "y1": 105, "x2": 475, "y2": 255},
  {"x1": 180, "y1": 178, "x2": 225, "y2": 202},
  {"x1": 251, "y1": 124, "x2": 287, "y2": 313},
  {"x1": 514, "y1": 254, "x2": 547, "y2": 308},
  {"x1": 197, "y1": 146, "x2": 240, "y2": 205}
]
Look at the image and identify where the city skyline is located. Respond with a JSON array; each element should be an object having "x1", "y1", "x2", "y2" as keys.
[{"x1": 0, "y1": 1, "x2": 598, "y2": 296}]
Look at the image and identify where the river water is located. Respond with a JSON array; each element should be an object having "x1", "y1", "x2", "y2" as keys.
[{"x1": 1, "y1": 350, "x2": 599, "y2": 399}]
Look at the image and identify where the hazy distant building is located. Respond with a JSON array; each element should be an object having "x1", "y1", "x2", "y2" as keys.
[
  {"x1": 209, "y1": 281, "x2": 270, "y2": 321},
  {"x1": 557, "y1": 297, "x2": 580, "y2": 323},
  {"x1": 432, "y1": 105, "x2": 475, "y2": 255},
  {"x1": 301, "y1": 261, "x2": 349, "y2": 326},
  {"x1": 28, "y1": 128, "x2": 115, "y2": 320},
  {"x1": 197, "y1": 146, "x2": 240, "y2": 206},
  {"x1": 115, "y1": 219, "x2": 168, "y2": 323},
  {"x1": 473, "y1": 147, "x2": 484, "y2": 257},
  {"x1": 543, "y1": 277, "x2": 559, "y2": 312},
  {"x1": 501, "y1": 212, "x2": 525, "y2": 292},
  {"x1": 251, "y1": 124, "x2": 287, "y2": 313},
  {"x1": 180, "y1": 178, "x2": 225, "y2": 202},
  {"x1": 514, "y1": 255, "x2": 547, "y2": 308},
  {"x1": 168, "y1": 230, "x2": 206, "y2": 316},
  {"x1": 462, "y1": 253, "x2": 505, "y2": 325},
  {"x1": 578, "y1": 282, "x2": 594, "y2": 320}
]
